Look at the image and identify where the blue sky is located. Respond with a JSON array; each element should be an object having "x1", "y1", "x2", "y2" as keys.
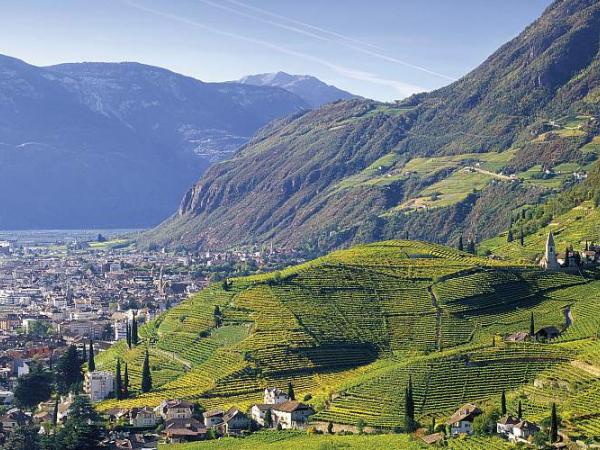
[{"x1": 0, "y1": 0, "x2": 552, "y2": 101}]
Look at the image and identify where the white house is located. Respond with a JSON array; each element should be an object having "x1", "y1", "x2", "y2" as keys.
[
  {"x1": 250, "y1": 404, "x2": 272, "y2": 426},
  {"x1": 130, "y1": 406, "x2": 157, "y2": 428},
  {"x1": 264, "y1": 387, "x2": 289, "y2": 405},
  {"x1": 154, "y1": 399, "x2": 194, "y2": 421},
  {"x1": 497, "y1": 415, "x2": 519, "y2": 436},
  {"x1": 202, "y1": 409, "x2": 224, "y2": 427},
  {"x1": 84, "y1": 371, "x2": 115, "y2": 402},
  {"x1": 447, "y1": 404, "x2": 481, "y2": 436},
  {"x1": 271, "y1": 401, "x2": 315, "y2": 429},
  {"x1": 511, "y1": 420, "x2": 540, "y2": 442}
]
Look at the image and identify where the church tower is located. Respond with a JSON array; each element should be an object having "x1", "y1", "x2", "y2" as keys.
[{"x1": 540, "y1": 231, "x2": 560, "y2": 270}]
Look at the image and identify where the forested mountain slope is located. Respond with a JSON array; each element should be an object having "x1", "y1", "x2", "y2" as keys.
[{"x1": 143, "y1": 0, "x2": 600, "y2": 251}]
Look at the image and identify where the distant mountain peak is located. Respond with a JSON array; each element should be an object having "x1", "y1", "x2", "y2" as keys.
[{"x1": 238, "y1": 71, "x2": 357, "y2": 108}]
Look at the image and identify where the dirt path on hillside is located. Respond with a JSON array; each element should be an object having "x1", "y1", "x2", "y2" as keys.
[
  {"x1": 152, "y1": 347, "x2": 192, "y2": 370},
  {"x1": 464, "y1": 166, "x2": 514, "y2": 181},
  {"x1": 571, "y1": 360, "x2": 600, "y2": 377}
]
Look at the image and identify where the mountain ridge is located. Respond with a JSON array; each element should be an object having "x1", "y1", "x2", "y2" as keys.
[
  {"x1": 143, "y1": 0, "x2": 600, "y2": 252},
  {"x1": 0, "y1": 56, "x2": 314, "y2": 229},
  {"x1": 238, "y1": 71, "x2": 357, "y2": 107}
]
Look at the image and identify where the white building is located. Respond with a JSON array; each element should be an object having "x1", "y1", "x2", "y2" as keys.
[
  {"x1": 114, "y1": 320, "x2": 128, "y2": 341},
  {"x1": 264, "y1": 387, "x2": 289, "y2": 405},
  {"x1": 84, "y1": 371, "x2": 115, "y2": 402},
  {"x1": 447, "y1": 404, "x2": 481, "y2": 436},
  {"x1": 539, "y1": 231, "x2": 561, "y2": 271},
  {"x1": 271, "y1": 401, "x2": 314, "y2": 429}
]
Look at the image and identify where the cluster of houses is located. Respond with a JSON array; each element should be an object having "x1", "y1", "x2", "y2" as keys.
[
  {"x1": 101, "y1": 388, "x2": 315, "y2": 445},
  {"x1": 423, "y1": 403, "x2": 540, "y2": 446}
]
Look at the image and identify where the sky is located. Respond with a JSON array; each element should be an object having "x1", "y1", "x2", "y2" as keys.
[{"x1": 0, "y1": 0, "x2": 553, "y2": 101}]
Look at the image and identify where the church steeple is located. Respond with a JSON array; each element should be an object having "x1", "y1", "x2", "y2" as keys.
[{"x1": 540, "y1": 231, "x2": 559, "y2": 271}]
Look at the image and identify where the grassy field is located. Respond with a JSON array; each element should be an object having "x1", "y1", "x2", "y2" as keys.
[{"x1": 159, "y1": 430, "x2": 514, "y2": 450}]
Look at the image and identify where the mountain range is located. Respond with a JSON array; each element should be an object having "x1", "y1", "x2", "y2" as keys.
[
  {"x1": 238, "y1": 71, "x2": 357, "y2": 108},
  {"x1": 142, "y1": 0, "x2": 600, "y2": 252},
  {"x1": 0, "y1": 58, "x2": 353, "y2": 229}
]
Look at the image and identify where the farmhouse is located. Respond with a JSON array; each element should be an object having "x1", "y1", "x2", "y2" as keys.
[
  {"x1": 497, "y1": 416, "x2": 539, "y2": 442},
  {"x1": 154, "y1": 399, "x2": 193, "y2": 420},
  {"x1": 250, "y1": 403, "x2": 272, "y2": 426},
  {"x1": 217, "y1": 407, "x2": 250, "y2": 435},
  {"x1": 129, "y1": 406, "x2": 157, "y2": 428},
  {"x1": 202, "y1": 409, "x2": 224, "y2": 427},
  {"x1": 271, "y1": 401, "x2": 315, "y2": 429},
  {"x1": 162, "y1": 417, "x2": 207, "y2": 443},
  {"x1": 447, "y1": 403, "x2": 481, "y2": 436}
]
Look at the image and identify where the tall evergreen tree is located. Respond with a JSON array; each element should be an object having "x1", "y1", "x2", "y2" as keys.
[
  {"x1": 501, "y1": 390, "x2": 507, "y2": 415},
  {"x1": 81, "y1": 343, "x2": 87, "y2": 364},
  {"x1": 213, "y1": 306, "x2": 222, "y2": 328},
  {"x1": 519, "y1": 228, "x2": 525, "y2": 246},
  {"x1": 56, "y1": 345, "x2": 83, "y2": 394},
  {"x1": 530, "y1": 312, "x2": 535, "y2": 337},
  {"x1": 126, "y1": 322, "x2": 132, "y2": 348},
  {"x1": 457, "y1": 236, "x2": 464, "y2": 251},
  {"x1": 141, "y1": 350, "x2": 152, "y2": 393},
  {"x1": 550, "y1": 403, "x2": 559, "y2": 443},
  {"x1": 287, "y1": 382, "x2": 295, "y2": 401},
  {"x1": 507, "y1": 229, "x2": 514, "y2": 243},
  {"x1": 115, "y1": 359, "x2": 122, "y2": 400},
  {"x1": 563, "y1": 246, "x2": 570, "y2": 267},
  {"x1": 404, "y1": 376, "x2": 416, "y2": 432},
  {"x1": 4, "y1": 425, "x2": 40, "y2": 450},
  {"x1": 131, "y1": 316, "x2": 138, "y2": 346},
  {"x1": 87, "y1": 340, "x2": 95, "y2": 372},
  {"x1": 123, "y1": 363, "x2": 129, "y2": 399},
  {"x1": 52, "y1": 396, "x2": 59, "y2": 428},
  {"x1": 264, "y1": 409, "x2": 272, "y2": 428},
  {"x1": 517, "y1": 400, "x2": 522, "y2": 419}
]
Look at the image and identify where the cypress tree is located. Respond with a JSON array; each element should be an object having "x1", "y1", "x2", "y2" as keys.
[
  {"x1": 81, "y1": 343, "x2": 87, "y2": 364},
  {"x1": 519, "y1": 228, "x2": 524, "y2": 246},
  {"x1": 517, "y1": 400, "x2": 522, "y2": 419},
  {"x1": 123, "y1": 363, "x2": 129, "y2": 399},
  {"x1": 529, "y1": 312, "x2": 535, "y2": 337},
  {"x1": 115, "y1": 359, "x2": 122, "y2": 400},
  {"x1": 404, "y1": 376, "x2": 416, "y2": 432},
  {"x1": 213, "y1": 306, "x2": 222, "y2": 328},
  {"x1": 457, "y1": 236, "x2": 464, "y2": 251},
  {"x1": 287, "y1": 382, "x2": 295, "y2": 401},
  {"x1": 550, "y1": 403, "x2": 558, "y2": 443},
  {"x1": 87, "y1": 340, "x2": 95, "y2": 372},
  {"x1": 131, "y1": 316, "x2": 138, "y2": 346},
  {"x1": 126, "y1": 322, "x2": 131, "y2": 349},
  {"x1": 264, "y1": 409, "x2": 272, "y2": 428},
  {"x1": 501, "y1": 390, "x2": 507, "y2": 415},
  {"x1": 141, "y1": 350, "x2": 152, "y2": 393},
  {"x1": 507, "y1": 229, "x2": 514, "y2": 243},
  {"x1": 563, "y1": 247, "x2": 569, "y2": 267},
  {"x1": 52, "y1": 396, "x2": 59, "y2": 427}
]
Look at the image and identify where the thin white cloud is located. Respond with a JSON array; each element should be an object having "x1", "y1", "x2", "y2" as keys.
[
  {"x1": 122, "y1": 0, "x2": 427, "y2": 98},
  {"x1": 217, "y1": 0, "x2": 457, "y2": 81}
]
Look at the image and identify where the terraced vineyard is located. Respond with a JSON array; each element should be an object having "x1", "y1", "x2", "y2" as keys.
[{"x1": 96, "y1": 239, "x2": 600, "y2": 435}]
